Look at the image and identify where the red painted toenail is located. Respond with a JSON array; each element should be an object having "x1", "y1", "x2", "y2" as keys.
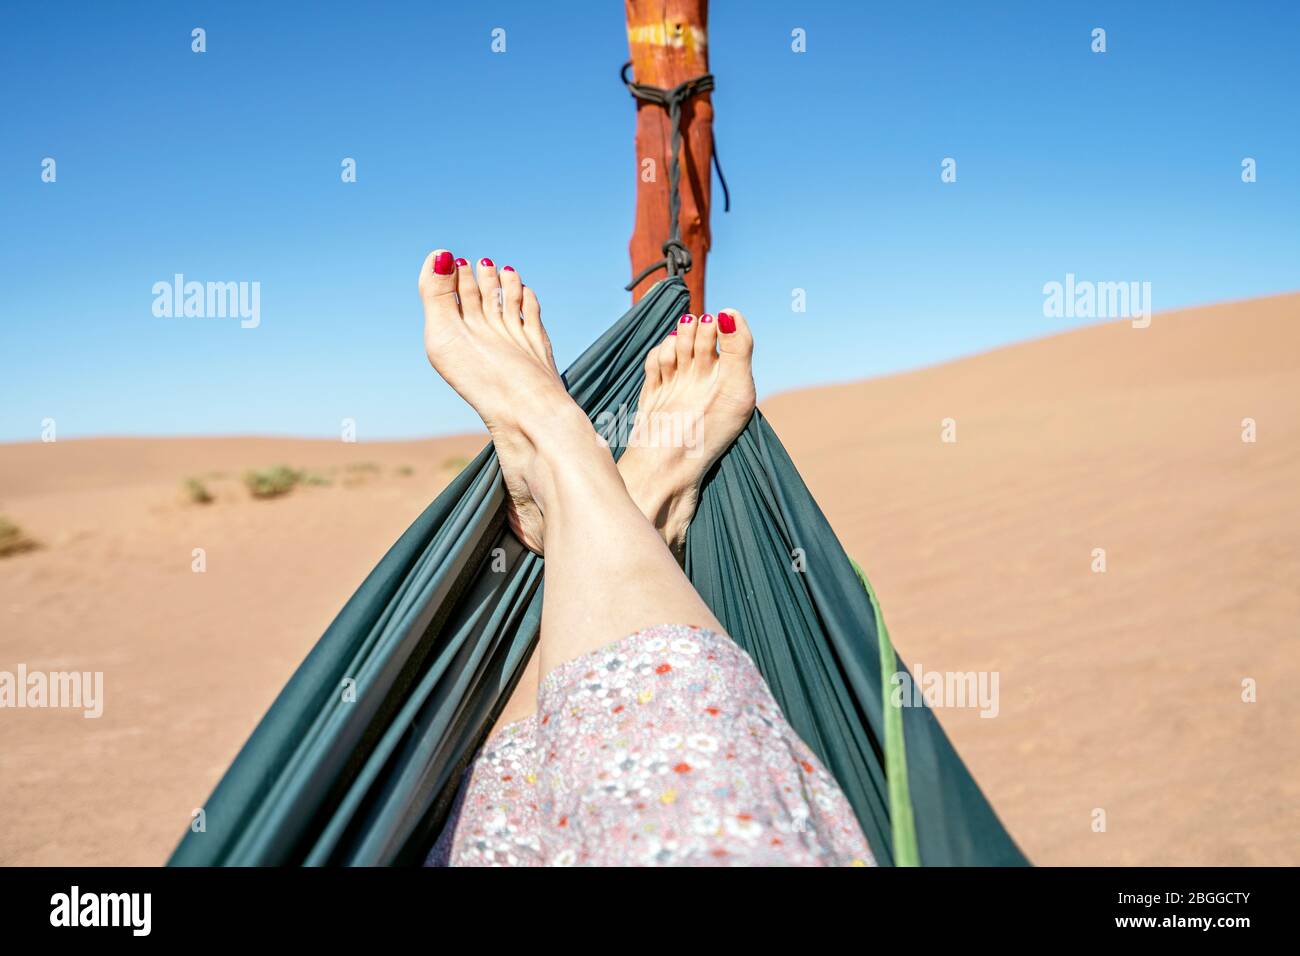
[
  {"x1": 455, "y1": 257, "x2": 469, "y2": 267},
  {"x1": 700, "y1": 313, "x2": 714, "y2": 323},
  {"x1": 502, "y1": 265, "x2": 515, "y2": 272},
  {"x1": 480, "y1": 257, "x2": 494, "y2": 268},
  {"x1": 718, "y1": 311, "x2": 737, "y2": 333},
  {"x1": 680, "y1": 314, "x2": 694, "y2": 324},
  {"x1": 433, "y1": 252, "x2": 454, "y2": 275},
  {"x1": 669, "y1": 329, "x2": 677, "y2": 336}
]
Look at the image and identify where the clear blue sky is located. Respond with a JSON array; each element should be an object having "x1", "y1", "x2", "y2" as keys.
[{"x1": 2, "y1": 1, "x2": 1296, "y2": 441}]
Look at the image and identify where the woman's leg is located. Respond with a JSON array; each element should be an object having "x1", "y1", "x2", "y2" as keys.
[
  {"x1": 419, "y1": 251, "x2": 731, "y2": 675},
  {"x1": 532, "y1": 303, "x2": 760, "y2": 673},
  {"x1": 424, "y1": 251, "x2": 872, "y2": 866},
  {"x1": 488, "y1": 305, "x2": 759, "y2": 730}
]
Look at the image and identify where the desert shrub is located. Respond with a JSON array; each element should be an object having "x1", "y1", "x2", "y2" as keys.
[
  {"x1": 243, "y1": 465, "x2": 301, "y2": 499},
  {"x1": 0, "y1": 516, "x2": 39, "y2": 557},
  {"x1": 184, "y1": 477, "x2": 215, "y2": 504}
]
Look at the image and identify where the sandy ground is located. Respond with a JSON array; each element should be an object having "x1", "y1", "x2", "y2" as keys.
[{"x1": 1, "y1": 293, "x2": 1297, "y2": 865}]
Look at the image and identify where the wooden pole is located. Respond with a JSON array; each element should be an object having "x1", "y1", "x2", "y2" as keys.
[{"x1": 625, "y1": 0, "x2": 712, "y2": 313}]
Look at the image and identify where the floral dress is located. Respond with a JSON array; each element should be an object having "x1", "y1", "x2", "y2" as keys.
[{"x1": 439, "y1": 624, "x2": 875, "y2": 867}]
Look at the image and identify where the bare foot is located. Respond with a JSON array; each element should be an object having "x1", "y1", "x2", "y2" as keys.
[
  {"x1": 418, "y1": 250, "x2": 575, "y2": 553},
  {"x1": 618, "y1": 309, "x2": 756, "y2": 556}
]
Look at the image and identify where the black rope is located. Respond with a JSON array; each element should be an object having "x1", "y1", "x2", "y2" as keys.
[{"x1": 621, "y1": 60, "x2": 730, "y2": 291}]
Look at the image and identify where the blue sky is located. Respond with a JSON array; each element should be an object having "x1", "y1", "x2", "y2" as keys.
[{"x1": 2, "y1": 1, "x2": 1296, "y2": 441}]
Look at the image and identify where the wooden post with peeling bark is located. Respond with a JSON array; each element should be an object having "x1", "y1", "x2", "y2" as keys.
[{"x1": 625, "y1": 0, "x2": 712, "y2": 313}]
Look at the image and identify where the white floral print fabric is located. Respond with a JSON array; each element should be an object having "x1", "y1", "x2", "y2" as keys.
[{"x1": 450, "y1": 624, "x2": 875, "y2": 867}]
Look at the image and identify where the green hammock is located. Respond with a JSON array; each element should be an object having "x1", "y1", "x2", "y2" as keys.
[{"x1": 169, "y1": 277, "x2": 1027, "y2": 867}]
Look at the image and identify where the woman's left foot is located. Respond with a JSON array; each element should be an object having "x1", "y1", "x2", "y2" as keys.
[{"x1": 618, "y1": 309, "x2": 756, "y2": 556}]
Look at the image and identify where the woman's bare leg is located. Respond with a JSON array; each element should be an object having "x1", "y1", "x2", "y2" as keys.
[
  {"x1": 419, "y1": 251, "x2": 742, "y2": 679},
  {"x1": 490, "y1": 305, "x2": 758, "y2": 728},
  {"x1": 426, "y1": 253, "x2": 873, "y2": 866}
]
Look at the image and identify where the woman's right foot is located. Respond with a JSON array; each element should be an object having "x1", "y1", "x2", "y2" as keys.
[{"x1": 618, "y1": 309, "x2": 756, "y2": 556}]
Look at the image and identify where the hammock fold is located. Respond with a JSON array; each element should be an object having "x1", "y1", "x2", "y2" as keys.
[{"x1": 169, "y1": 277, "x2": 1027, "y2": 867}]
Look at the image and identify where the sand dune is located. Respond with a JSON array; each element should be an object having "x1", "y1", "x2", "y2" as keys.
[
  {"x1": 763, "y1": 292, "x2": 1300, "y2": 865},
  {"x1": 0, "y1": 435, "x2": 484, "y2": 866},
  {"x1": 1, "y1": 293, "x2": 1297, "y2": 865}
]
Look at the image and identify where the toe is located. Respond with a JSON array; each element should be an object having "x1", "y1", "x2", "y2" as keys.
[
  {"x1": 500, "y1": 265, "x2": 524, "y2": 323},
  {"x1": 674, "y1": 312, "x2": 698, "y2": 366},
  {"x1": 694, "y1": 312, "x2": 720, "y2": 363},
  {"x1": 716, "y1": 308, "x2": 753, "y2": 358},
  {"x1": 657, "y1": 329, "x2": 679, "y2": 378},
  {"x1": 420, "y1": 249, "x2": 465, "y2": 357},
  {"x1": 642, "y1": 340, "x2": 662, "y2": 391},
  {"x1": 498, "y1": 264, "x2": 529, "y2": 345},
  {"x1": 476, "y1": 257, "x2": 503, "y2": 324},
  {"x1": 520, "y1": 285, "x2": 557, "y2": 370},
  {"x1": 456, "y1": 257, "x2": 484, "y2": 320},
  {"x1": 419, "y1": 249, "x2": 459, "y2": 306},
  {"x1": 715, "y1": 309, "x2": 756, "y2": 412}
]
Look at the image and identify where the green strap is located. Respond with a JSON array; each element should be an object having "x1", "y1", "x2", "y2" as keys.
[{"x1": 852, "y1": 559, "x2": 920, "y2": 866}]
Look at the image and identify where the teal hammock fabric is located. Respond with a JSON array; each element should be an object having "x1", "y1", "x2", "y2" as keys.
[{"x1": 169, "y1": 277, "x2": 1027, "y2": 867}]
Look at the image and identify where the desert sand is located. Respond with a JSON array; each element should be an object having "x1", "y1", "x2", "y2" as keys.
[{"x1": 1, "y1": 293, "x2": 1297, "y2": 865}]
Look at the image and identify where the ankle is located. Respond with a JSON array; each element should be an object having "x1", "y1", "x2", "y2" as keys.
[
  {"x1": 528, "y1": 410, "x2": 626, "y2": 508},
  {"x1": 508, "y1": 382, "x2": 588, "y2": 444},
  {"x1": 619, "y1": 451, "x2": 700, "y2": 552},
  {"x1": 658, "y1": 485, "x2": 699, "y2": 556}
]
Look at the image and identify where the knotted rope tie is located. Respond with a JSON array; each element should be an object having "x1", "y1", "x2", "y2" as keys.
[{"x1": 622, "y1": 61, "x2": 730, "y2": 291}]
